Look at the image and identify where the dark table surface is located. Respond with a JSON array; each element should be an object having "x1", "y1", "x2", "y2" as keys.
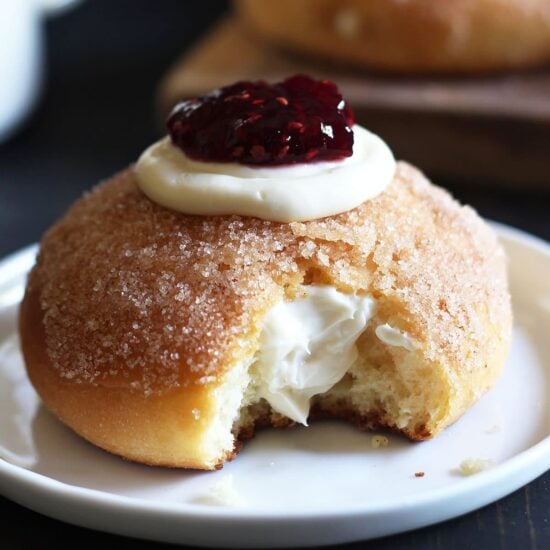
[{"x1": 0, "y1": 1, "x2": 549, "y2": 548}]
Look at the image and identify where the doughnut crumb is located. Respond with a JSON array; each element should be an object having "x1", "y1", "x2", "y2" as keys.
[
  {"x1": 458, "y1": 458, "x2": 493, "y2": 476},
  {"x1": 371, "y1": 435, "x2": 389, "y2": 449}
]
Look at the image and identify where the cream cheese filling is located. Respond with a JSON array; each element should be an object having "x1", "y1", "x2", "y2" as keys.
[
  {"x1": 254, "y1": 285, "x2": 376, "y2": 425},
  {"x1": 375, "y1": 323, "x2": 415, "y2": 351},
  {"x1": 135, "y1": 125, "x2": 395, "y2": 223}
]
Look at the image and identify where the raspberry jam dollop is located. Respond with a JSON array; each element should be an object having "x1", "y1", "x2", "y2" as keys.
[{"x1": 167, "y1": 75, "x2": 355, "y2": 166}]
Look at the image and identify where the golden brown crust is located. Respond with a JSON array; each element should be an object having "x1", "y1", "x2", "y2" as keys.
[
  {"x1": 236, "y1": 0, "x2": 550, "y2": 73},
  {"x1": 20, "y1": 162, "x2": 511, "y2": 468},
  {"x1": 20, "y1": 287, "x2": 226, "y2": 469}
]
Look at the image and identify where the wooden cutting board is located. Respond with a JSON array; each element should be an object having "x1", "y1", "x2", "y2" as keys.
[{"x1": 158, "y1": 17, "x2": 550, "y2": 190}]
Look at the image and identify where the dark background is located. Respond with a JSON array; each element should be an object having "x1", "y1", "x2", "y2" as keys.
[{"x1": 0, "y1": 1, "x2": 548, "y2": 548}]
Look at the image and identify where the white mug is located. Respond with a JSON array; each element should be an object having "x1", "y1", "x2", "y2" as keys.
[{"x1": 0, "y1": 0, "x2": 81, "y2": 143}]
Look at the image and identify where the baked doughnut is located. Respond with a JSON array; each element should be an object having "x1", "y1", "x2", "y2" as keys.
[
  {"x1": 236, "y1": 0, "x2": 550, "y2": 73},
  {"x1": 19, "y1": 76, "x2": 511, "y2": 469}
]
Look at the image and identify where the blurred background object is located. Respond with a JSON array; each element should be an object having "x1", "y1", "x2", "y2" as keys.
[
  {"x1": 0, "y1": 0, "x2": 82, "y2": 143},
  {"x1": 0, "y1": 0, "x2": 548, "y2": 547},
  {"x1": 236, "y1": 0, "x2": 550, "y2": 74}
]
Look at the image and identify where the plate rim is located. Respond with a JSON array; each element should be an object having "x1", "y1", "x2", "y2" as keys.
[{"x1": 0, "y1": 223, "x2": 549, "y2": 535}]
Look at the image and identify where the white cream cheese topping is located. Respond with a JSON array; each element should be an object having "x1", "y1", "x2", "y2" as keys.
[
  {"x1": 375, "y1": 323, "x2": 415, "y2": 351},
  {"x1": 135, "y1": 125, "x2": 395, "y2": 222},
  {"x1": 254, "y1": 286, "x2": 376, "y2": 424}
]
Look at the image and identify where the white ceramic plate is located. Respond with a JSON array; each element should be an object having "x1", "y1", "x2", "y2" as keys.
[{"x1": 0, "y1": 223, "x2": 549, "y2": 548}]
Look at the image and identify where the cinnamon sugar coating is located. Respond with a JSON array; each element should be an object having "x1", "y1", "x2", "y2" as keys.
[{"x1": 26, "y1": 162, "x2": 510, "y2": 398}]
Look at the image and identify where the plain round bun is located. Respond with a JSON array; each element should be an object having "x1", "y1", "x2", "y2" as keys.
[
  {"x1": 20, "y1": 162, "x2": 511, "y2": 470},
  {"x1": 236, "y1": 0, "x2": 550, "y2": 73}
]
